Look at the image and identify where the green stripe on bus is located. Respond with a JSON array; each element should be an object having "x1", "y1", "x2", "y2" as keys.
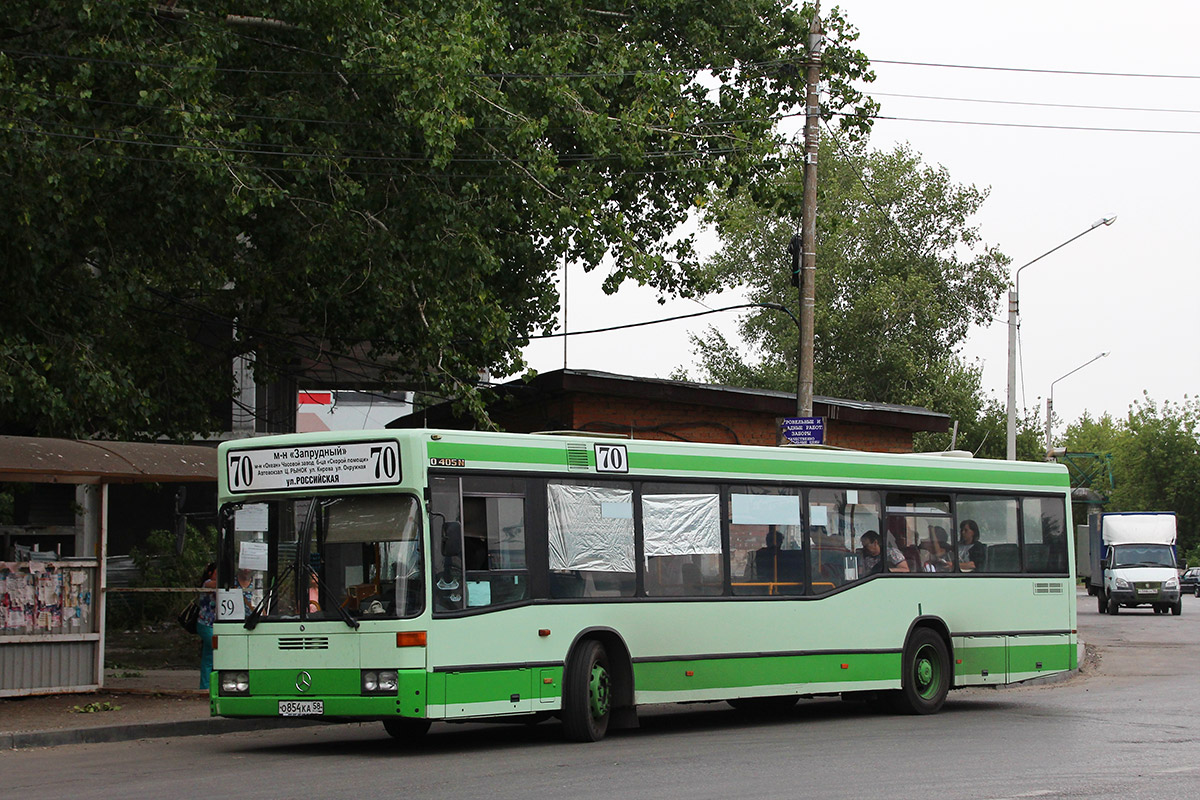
[
  {"x1": 426, "y1": 441, "x2": 1066, "y2": 488},
  {"x1": 629, "y1": 452, "x2": 1065, "y2": 487},
  {"x1": 634, "y1": 652, "x2": 901, "y2": 692},
  {"x1": 428, "y1": 441, "x2": 575, "y2": 468},
  {"x1": 1008, "y1": 641, "x2": 1073, "y2": 673}
]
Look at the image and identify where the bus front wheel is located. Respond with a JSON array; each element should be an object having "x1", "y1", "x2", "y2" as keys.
[
  {"x1": 893, "y1": 628, "x2": 950, "y2": 715},
  {"x1": 562, "y1": 639, "x2": 611, "y2": 742}
]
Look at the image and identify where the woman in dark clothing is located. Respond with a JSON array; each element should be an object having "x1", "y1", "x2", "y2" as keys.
[{"x1": 958, "y1": 519, "x2": 985, "y2": 572}]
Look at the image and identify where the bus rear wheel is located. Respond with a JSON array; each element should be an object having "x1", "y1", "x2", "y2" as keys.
[
  {"x1": 562, "y1": 639, "x2": 611, "y2": 742},
  {"x1": 382, "y1": 717, "x2": 431, "y2": 743},
  {"x1": 893, "y1": 628, "x2": 949, "y2": 715}
]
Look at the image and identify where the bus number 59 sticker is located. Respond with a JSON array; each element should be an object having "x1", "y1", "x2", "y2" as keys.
[{"x1": 594, "y1": 444, "x2": 628, "y2": 473}]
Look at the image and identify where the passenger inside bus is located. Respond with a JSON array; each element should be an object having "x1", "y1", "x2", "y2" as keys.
[
  {"x1": 957, "y1": 519, "x2": 985, "y2": 572},
  {"x1": 921, "y1": 526, "x2": 952, "y2": 572},
  {"x1": 860, "y1": 530, "x2": 909, "y2": 575}
]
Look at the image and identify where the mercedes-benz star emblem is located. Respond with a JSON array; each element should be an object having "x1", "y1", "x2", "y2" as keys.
[{"x1": 296, "y1": 671, "x2": 313, "y2": 693}]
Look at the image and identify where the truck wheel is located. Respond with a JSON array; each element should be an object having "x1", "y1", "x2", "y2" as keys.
[
  {"x1": 1172, "y1": 600, "x2": 1182, "y2": 616},
  {"x1": 562, "y1": 639, "x2": 611, "y2": 742},
  {"x1": 891, "y1": 628, "x2": 950, "y2": 715},
  {"x1": 1097, "y1": 593, "x2": 1107, "y2": 614},
  {"x1": 1107, "y1": 596, "x2": 1120, "y2": 615}
]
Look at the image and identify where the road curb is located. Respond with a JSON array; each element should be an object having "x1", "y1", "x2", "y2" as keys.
[{"x1": 1, "y1": 717, "x2": 323, "y2": 751}]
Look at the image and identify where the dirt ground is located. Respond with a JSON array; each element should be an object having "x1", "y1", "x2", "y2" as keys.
[{"x1": 104, "y1": 624, "x2": 199, "y2": 671}]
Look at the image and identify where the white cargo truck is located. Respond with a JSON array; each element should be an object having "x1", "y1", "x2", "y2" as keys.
[{"x1": 1090, "y1": 512, "x2": 1181, "y2": 615}]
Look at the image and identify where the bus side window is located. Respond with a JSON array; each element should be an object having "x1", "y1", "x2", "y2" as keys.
[
  {"x1": 1022, "y1": 496, "x2": 1068, "y2": 574},
  {"x1": 546, "y1": 481, "x2": 636, "y2": 599},
  {"x1": 808, "y1": 488, "x2": 882, "y2": 593},
  {"x1": 642, "y1": 484, "x2": 723, "y2": 597},
  {"x1": 957, "y1": 495, "x2": 1020, "y2": 574},
  {"x1": 461, "y1": 482, "x2": 529, "y2": 608},
  {"x1": 729, "y1": 488, "x2": 803, "y2": 596}
]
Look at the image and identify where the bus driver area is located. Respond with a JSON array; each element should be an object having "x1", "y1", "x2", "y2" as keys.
[{"x1": 211, "y1": 430, "x2": 1076, "y2": 742}]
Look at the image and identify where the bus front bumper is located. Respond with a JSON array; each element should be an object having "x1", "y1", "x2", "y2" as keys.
[{"x1": 213, "y1": 694, "x2": 425, "y2": 720}]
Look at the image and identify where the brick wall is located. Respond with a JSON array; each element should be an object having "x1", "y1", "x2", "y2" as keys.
[{"x1": 496, "y1": 394, "x2": 918, "y2": 453}]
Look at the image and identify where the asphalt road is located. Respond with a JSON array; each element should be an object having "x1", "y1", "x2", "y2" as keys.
[{"x1": 6, "y1": 590, "x2": 1200, "y2": 800}]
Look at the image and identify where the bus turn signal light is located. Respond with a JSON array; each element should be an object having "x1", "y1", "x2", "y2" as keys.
[{"x1": 396, "y1": 631, "x2": 427, "y2": 647}]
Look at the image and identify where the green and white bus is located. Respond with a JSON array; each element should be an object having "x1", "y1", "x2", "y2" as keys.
[{"x1": 210, "y1": 429, "x2": 1076, "y2": 742}]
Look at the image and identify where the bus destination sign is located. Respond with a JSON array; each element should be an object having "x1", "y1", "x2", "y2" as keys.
[{"x1": 226, "y1": 440, "x2": 401, "y2": 493}]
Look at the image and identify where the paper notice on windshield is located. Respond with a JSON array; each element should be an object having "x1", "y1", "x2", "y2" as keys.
[{"x1": 239, "y1": 541, "x2": 269, "y2": 572}]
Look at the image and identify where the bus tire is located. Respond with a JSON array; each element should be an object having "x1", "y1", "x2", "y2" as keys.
[
  {"x1": 382, "y1": 717, "x2": 431, "y2": 743},
  {"x1": 562, "y1": 639, "x2": 611, "y2": 742},
  {"x1": 894, "y1": 628, "x2": 949, "y2": 715}
]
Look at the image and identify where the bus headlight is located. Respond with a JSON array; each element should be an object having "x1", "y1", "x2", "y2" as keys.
[
  {"x1": 219, "y1": 671, "x2": 250, "y2": 696},
  {"x1": 362, "y1": 669, "x2": 398, "y2": 695}
]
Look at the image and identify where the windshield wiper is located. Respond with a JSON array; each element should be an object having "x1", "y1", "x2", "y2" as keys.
[
  {"x1": 244, "y1": 559, "x2": 295, "y2": 630},
  {"x1": 305, "y1": 561, "x2": 359, "y2": 629}
]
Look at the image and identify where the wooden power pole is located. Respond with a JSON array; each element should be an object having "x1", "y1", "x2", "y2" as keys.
[{"x1": 798, "y1": 3, "x2": 823, "y2": 417}]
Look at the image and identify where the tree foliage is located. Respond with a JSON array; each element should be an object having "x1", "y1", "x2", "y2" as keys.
[
  {"x1": 1062, "y1": 395, "x2": 1200, "y2": 555},
  {"x1": 682, "y1": 135, "x2": 1018, "y2": 453},
  {"x1": 0, "y1": 1, "x2": 876, "y2": 439}
]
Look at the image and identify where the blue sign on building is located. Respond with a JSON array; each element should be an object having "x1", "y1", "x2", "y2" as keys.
[{"x1": 781, "y1": 416, "x2": 825, "y2": 445}]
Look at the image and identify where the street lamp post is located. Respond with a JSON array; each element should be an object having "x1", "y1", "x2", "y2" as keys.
[
  {"x1": 1045, "y1": 351, "x2": 1109, "y2": 459},
  {"x1": 1005, "y1": 215, "x2": 1116, "y2": 460}
]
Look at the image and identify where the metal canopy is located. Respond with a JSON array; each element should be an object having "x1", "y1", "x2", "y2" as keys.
[{"x1": 0, "y1": 436, "x2": 217, "y2": 484}]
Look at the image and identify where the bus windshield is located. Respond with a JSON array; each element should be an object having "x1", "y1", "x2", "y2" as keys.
[
  {"x1": 1111, "y1": 543, "x2": 1176, "y2": 569},
  {"x1": 219, "y1": 493, "x2": 424, "y2": 621}
]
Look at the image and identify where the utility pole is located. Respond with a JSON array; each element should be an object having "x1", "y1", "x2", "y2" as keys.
[{"x1": 798, "y1": 2, "x2": 823, "y2": 417}]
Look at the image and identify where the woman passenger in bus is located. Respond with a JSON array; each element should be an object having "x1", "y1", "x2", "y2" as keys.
[{"x1": 958, "y1": 519, "x2": 985, "y2": 572}]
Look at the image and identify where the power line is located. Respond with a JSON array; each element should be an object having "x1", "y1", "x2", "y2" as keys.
[
  {"x1": 527, "y1": 303, "x2": 799, "y2": 339},
  {"x1": 872, "y1": 58, "x2": 1200, "y2": 81},
  {"x1": 0, "y1": 116, "x2": 754, "y2": 164},
  {"x1": 836, "y1": 111, "x2": 1200, "y2": 136},
  {"x1": 870, "y1": 90, "x2": 1200, "y2": 116},
  {"x1": 2, "y1": 86, "x2": 786, "y2": 135},
  {"x1": 0, "y1": 46, "x2": 794, "y2": 81}
]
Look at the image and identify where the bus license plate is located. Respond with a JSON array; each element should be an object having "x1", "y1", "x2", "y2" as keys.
[{"x1": 278, "y1": 700, "x2": 323, "y2": 716}]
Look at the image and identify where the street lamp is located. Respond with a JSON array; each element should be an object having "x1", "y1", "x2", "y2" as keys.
[
  {"x1": 1045, "y1": 351, "x2": 1109, "y2": 459},
  {"x1": 1005, "y1": 215, "x2": 1116, "y2": 460}
]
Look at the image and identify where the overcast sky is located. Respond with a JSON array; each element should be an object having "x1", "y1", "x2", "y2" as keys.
[{"x1": 521, "y1": 0, "x2": 1200, "y2": 439}]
